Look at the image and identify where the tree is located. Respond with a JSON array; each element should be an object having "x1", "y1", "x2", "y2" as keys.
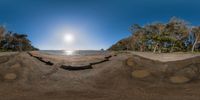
[
  {"x1": 109, "y1": 17, "x2": 199, "y2": 52},
  {"x1": 12, "y1": 33, "x2": 30, "y2": 51},
  {"x1": 146, "y1": 23, "x2": 166, "y2": 53},
  {"x1": 165, "y1": 17, "x2": 190, "y2": 52},
  {"x1": 108, "y1": 37, "x2": 131, "y2": 51},
  {"x1": 3, "y1": 32, "x2": 13, "y2": 50},
  {"x1": 0, "y1": 28, "x2": 38, "y2": 51},
  {"x1": 191, "y1": 27, "x2": 200, "y2": 52},
  {"x1": 129, "y1": 24, "x2": 148, "y2": 51},
  {"x1": 0, "y1": 26, "x2": 5, "y2": 49}
]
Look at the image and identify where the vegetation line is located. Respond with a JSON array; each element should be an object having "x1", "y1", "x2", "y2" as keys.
[
  {"x1": 0, "y1": 26, "x2": 38, "y2": 51},
  {"x1": 109, "y1": 17, "x2": 200, "y2": 53}
]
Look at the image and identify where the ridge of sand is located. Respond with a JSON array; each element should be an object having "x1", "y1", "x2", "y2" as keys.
[
  {"x1": 0, "y1": 52, "x2": 18, "y2": 56},
  {"x1": 131, "y1": 52, "x2": 200, "y2": 62}
]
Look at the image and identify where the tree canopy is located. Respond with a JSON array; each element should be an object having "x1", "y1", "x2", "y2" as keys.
[
  {"x1": 109, "y1": 17, "x2": 200, "y2": 53},
  {"x1": 0, "y1": 26, "x2": 38, "y2": 51}
]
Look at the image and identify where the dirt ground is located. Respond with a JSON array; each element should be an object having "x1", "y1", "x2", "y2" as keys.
[{"x1": 0, "y1": 52, "x2": 200, "y2": 100}]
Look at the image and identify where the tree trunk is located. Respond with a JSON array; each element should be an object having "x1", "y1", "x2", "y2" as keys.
[
  {"x1": 170, "y1": 43, "x2": 175, "y2": 53},
  {"x1": 192, "y1": 40, "x2": 197, "y2": 52},
  {"x1": 153, "y1": 43, "x2": 158, "y2": 53},
  {"x1": 140, "y1": 45, "x2": 142, "y2": 52},
  {"x1": 192, "y1": 39, "x2": 197, "y2": 52},
  {"x1": 192, "y1": 34, "x2": 199, "y2": 52}
]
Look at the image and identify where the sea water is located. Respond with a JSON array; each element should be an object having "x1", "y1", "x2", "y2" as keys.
[{"x1": 39, "y1": 50, "x2": 108, "y2": 56}]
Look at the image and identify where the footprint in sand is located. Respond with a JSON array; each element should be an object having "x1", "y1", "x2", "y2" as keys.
[
  {"x1": 10, "y1": 63, "x2": 21, "y2": 69},
  {"x1": 0, "y1": 56, "x2": 9, "y2": 64},
  {"x1": 169, "y1": 76, "x2": 190, "y2": 84},
  {"x1": 132, "y1": 70, "x2": 151, "y2": 78},
  {"x1": 4, "y1": 73, "x2": 17, "y2": 80}
]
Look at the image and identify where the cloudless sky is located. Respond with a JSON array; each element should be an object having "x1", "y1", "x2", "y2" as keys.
[{"x1": 1, "y1": 0, "x2": 200, "y2": 50}]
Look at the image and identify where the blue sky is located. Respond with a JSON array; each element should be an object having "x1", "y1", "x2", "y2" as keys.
[{"x1": 0, "y1": 0, "x2": 200, "y2": 50}]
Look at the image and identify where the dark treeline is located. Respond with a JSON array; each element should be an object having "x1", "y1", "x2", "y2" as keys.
[
  {"x1": 0, "y1": 26, "x2": 38, "y2": 51},
  {"x1": 109, "y1": 17, "x2": 200, "y2": 53}
]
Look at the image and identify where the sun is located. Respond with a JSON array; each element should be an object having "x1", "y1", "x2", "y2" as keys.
[{"x1": 64, "y1": 34, "x2": 74, "y2": 43}]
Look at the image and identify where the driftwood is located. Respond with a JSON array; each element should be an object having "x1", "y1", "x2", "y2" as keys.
[
  {"x1": 28, "y1": 52, "x2": 113, "y2": 71},
  {"x1": 60, "y1": 64, "x2": 93, "y2": 71},
  {"x1": 27, "y1": 52, "x2": 54, "y2": 66},
  {"x1": 60, "y1": 55, "x2": 113, "y2": 71},
  {"x1": 90, "y1": 59, "x2": 109, "y2": 65},
  {"x1": 105, "y1": 55, "x2": 112, "y2": 60}
]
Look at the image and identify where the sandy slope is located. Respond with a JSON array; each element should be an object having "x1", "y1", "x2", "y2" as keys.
[
  {"x1": 0, "y1": 52, "x2": 200, "y2": 100},
  {"x1": 131, "y1": 52, "x2": 200, "y2": 62}
]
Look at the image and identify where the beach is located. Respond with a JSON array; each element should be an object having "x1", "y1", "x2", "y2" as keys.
[{"x1": 0, "y1": 51, "x2": 200, "y2": 100}]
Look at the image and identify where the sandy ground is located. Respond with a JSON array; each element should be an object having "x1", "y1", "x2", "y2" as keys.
[
  {"x1": 0, "y1": 52, "x2": 200, "y2": 100},
  {"x1": 29, "y1": 51, "x2": 109, "y2": 65},
  {"x1": 131, "y1": 52, "x2": 200, "y2": 62},
  {"x1": 0, "y1": 52, "x2": 17, "y2": 56}
]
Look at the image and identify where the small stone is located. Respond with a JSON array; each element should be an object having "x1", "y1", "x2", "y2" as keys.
[
  {"x1": 4, "y1": 73, "x2": 17, "y2": 80},
  {"x1": 169, "y1": 76, "x2": 190, "y2": 84},
  {"x1": 132, "y1": 70, "x2": 151, "y2": 78},
  {"x1": 126, "y1": 57, "x2": 135, "y2": 67}
]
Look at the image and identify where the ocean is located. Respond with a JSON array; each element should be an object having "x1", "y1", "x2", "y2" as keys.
[{"x1": 39, "y1": 50, "x2": 108, "y2": 56}]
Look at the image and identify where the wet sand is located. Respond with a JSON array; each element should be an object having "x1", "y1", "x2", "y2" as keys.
[{"x1": 0, "y1": 51, "x2": 200, "y2": 100}]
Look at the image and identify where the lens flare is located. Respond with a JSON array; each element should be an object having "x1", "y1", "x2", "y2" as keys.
[{"x1": 64, "y1": 34, "x2": 74, "y2": 43}]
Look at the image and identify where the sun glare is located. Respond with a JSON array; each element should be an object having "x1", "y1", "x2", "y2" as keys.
[
  {"x1": 64, "y1": 34, "x2": 74, "y2": 43},
  {"x1": 64, "y1": 50, "x2": 74, "y2": 55}
]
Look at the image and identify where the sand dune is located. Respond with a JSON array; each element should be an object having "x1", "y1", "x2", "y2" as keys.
[{"x1": 0, "y1": 52, "x2": 200, "y2": 100}]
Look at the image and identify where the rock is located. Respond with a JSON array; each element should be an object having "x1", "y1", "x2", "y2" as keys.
[
  {"x1": 4, "y1": 73, "x2": 17, "y2": 80},
  {"x1": 132, "y1": 70, "x2": 151, "y2": 78},
  {"x1": 126, "y1": 57, "x2": 135, "y2": 67},
  {"x1": 169, "y1": 76, "x2": 190, "y2": 84}
]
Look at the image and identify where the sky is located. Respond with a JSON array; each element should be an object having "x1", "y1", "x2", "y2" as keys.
[{"x1": 1, "y1": 0, "x2": 200, "y2": 50}]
